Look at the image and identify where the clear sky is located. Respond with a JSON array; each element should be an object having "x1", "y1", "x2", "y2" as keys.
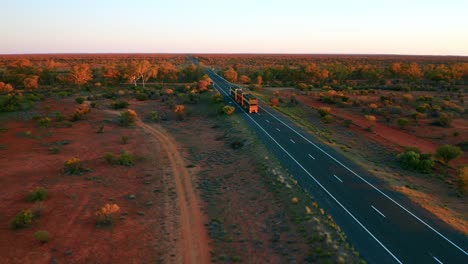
[{"x1": 2, "y1": 0, "x2": 468, "y2": 55}]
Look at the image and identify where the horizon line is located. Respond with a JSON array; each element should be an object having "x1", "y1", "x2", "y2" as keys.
[{"x1": 1, "y1": 52, "x2": 467, "y2": 58}]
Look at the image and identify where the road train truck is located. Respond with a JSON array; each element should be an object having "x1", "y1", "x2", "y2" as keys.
[{"x1": 229, "y1": 87, "x2": 259, "y2": 113}]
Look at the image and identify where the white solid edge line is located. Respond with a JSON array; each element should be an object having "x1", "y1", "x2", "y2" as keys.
[
  {"x1": 371, "y1": 205, "x2": 386, "y2": 218},
  {"x1": 433, "y1": 255, "x2": 443, "y2": 264},
  {"x1": 258, "y1": 105, "x2": 468, "y2": 256},
  {"x1": 333, "y1": 174, "x2": 344, "y2": 183},
  {"x1": 212, "y1": 80, "x2": 403, "y2": 264}
]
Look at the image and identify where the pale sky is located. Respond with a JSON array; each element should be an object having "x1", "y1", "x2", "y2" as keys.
[{"x1": 1, "y1": 0, "x2": 468, "y2": 55}]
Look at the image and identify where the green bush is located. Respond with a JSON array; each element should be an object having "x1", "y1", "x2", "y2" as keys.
[
  {"x1": 10, "y1": 210, "x2": 33, "y2": 229},
  {"x1": 150, "y1": 111, "x2": 159, "y2": 122},
  {"x1": 119, "y1": 109, "x2": 137, "y2": 127},
  {"x1": 435, "y1": 113, "x2": 453, "y2": 127},
  {"x1": 48, "y1": 147, "x2": 60, "y2": 154},
  {"x1": 397, "y1": 118, "x2": 409, "y2": 129},
  {"x1": 118, "y1": 151, "x2": 134, "y2": 166},
  {"x1": 135, "y1": 93, "x2": 148, "y2": 101},
  {"x1": 26, "y1": 187, "x2": 48, "y2": 202},
  {"x1": 104, "y1": 152, "x2": 115, "y2": 164},
  {"x1": 322, "y1": 114, "x2": 334, "y2": 123},
  {"x1": 111, "y1": 100, "x2": 129, "y2": 109},
  {"x1": 36, "y1": 117, "x2": 52, "y2": 128},
  {"x1": 121, "y1": 136, "x2": 129, "y2": 144},
  {"x1": 436, "y1": 145, "x2": 462, "y2": 164},
  {"x1": 397, "y1": 149, "x2": 434, "y2": 173},
  {"x1": 75, "y1": 97, "x2": 85, "y2": 104},
  {"x1": 34, "y1": 230, "x2": 50, "y2": 243},
  {"x1": 211, "y1": 93, "x2": 224, "y2": 104},
  {"x1": 64, "y1": 157, "x2": 87, "y2": 175}
]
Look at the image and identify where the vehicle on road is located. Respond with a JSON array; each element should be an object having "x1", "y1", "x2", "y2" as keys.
[{"x1": 229, "y1": 86, "x2": 259, "y2": 113}]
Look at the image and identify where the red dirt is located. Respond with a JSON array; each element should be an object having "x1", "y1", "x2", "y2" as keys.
[{"x1": 0, "y1": 99, "x2": 210, "y2": 263}]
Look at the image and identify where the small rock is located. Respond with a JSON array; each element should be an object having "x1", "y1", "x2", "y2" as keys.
[
  {"x1": 137, "y1": 211, "x2": 145, "y2": 216},
  {"x1": 65, "y1": 250, "x2": 72, "y2": 256},
  {"x1": 128, "y1": 194, "x2": 136, "y2": 200}
]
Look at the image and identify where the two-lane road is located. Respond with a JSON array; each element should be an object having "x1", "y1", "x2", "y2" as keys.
[{"x1": 197, "y1": 61, "x2": 467, "y2": 263}]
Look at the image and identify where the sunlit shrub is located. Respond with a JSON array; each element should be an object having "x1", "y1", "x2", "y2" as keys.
[
  {"x1": 64, "y1": 157, "x2": 86, "y2": 175},
  {"x1": 222, "y1": 105, "x2": 235, "y2": 115},
  {"x1": 96, "y1": 203, "x2": 120, "y2": 226}
]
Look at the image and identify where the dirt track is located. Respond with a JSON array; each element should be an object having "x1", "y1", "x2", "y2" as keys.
[{"x1": 137, "y1": 120, "x2": 210, "y2": 264}]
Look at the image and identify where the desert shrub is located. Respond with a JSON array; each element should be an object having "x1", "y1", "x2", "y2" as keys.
[
  {"x1": 435, "y1": 145, "x2": 462, "y2": 164},
  {"x1": 397, "y1": 149, "x2": 434, "y2": 173},
  {"x1": 75, "y1": 97, "x2": 85, "y2": 104},
  {"x1": 34, "y1": 230, "x2": 50, "y2": 243},
  {"x1": 97, "y1": 125, "x2": 104, "y2": 133},
  {"x1": 397, "y1": 118, "x2": 409, "y2": 129},
  {"x1": 322, "y1": 114, "x2": 333, "y2": 123},
  {"x1": 49, "y1": 147, "x2": 60, "y2": 154},
  {"x1": 10, "y1": 210, "x2": 33, "y2": 229},
  {"x1": 270, "y1": 97, "x2": 280, "y2": 107},
  {"x1": 364, "y1": 115, "x2": 377, "y2": 131},
  {"x1": 434, "y1": 113, "x2": 453, "y2": 127},
  {"x1": 71, "y1": 103, "x2": 90, "y2": 121},
  {"x1": 96, "y1": 203, "x2": 120, "y2": 226},
  {"x1": 119, "y1": 109, "x2": 138, "y2": 126},
  {"x1": 64, "y1": 157, "x2": 87, "y2": 175},
  {"x1": 297, "y1": 83, "x2": 308, "y2": 90},
  {"x1": 90, "y1": 102, "x2": 96, "y2": 108},
  {"x1": 211, "y1": 93, "x2": 223, "y2": 104},
  {"x1": 150, "y1": 111, "x2": 159, "y2": 122},
  {"x1": 118, "y1": 151, "x2": 134, "y2": 166},
  {"x1": 317, "y1": 106, "x2": 331, "y2": 117},
  {"x1": 456, "y1": 166, "x2": 468, "y2": 196},
  {"x1": 26, "y1": 187, "x2": 48, "y2": 202},
  {"x1": 0, "y1": 94, "x2": 32, "y2": 112},
  {"x1": 402, "y1": 94, "x2": 413, "y2": 102},
  {"x1": 174, "y1": 105, "x2": 185, "y2": 121},
  {"x1": 104, "y1": 152, "x2": 115, "y2": 164},
  {"x1": 135, "y1": 93, "x2": 148, "y2": 101},
  {"x1": 112, "y1": 100, "x2": 129, "y2": 109},
  {"x1": 222, "y1": 105, "x2": 235, "y2": 115},
  {"x1": 36, "y1": 117, "x2": 51, "y2": 128},
  {"x1": 121, "y1": 136, "x2": 129, "y2": 144}
]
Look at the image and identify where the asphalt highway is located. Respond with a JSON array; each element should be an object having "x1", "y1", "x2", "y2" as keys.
[{"x1": 191, "y1": 57, "x2": 467, "y2": 263}]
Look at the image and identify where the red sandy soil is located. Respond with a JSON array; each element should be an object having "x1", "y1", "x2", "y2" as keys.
[
  {"x1": 296, "y1": 94, "x2": 467, "y2": 166},
  {"x1": 0, "y1": 99, "x2": 209, "y2": 263}
]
